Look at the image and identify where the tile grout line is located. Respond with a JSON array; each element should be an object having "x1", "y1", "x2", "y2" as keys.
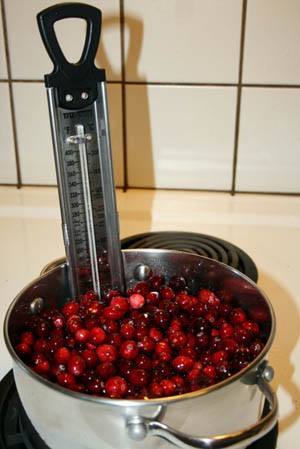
[
  {"x1": 231, "y1": 0, "x2": 248, "y2": 195},
  {"x1": 120, "y1": 0, "x2": 128, "y2": 192},
  {"x1": 1, "y1": 0, "x2": 22, "y2": 188}
]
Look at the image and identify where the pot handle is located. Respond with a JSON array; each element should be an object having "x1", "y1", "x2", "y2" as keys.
[{"x1": 127, "y1": 362, "x2": 278, "y2": 449}]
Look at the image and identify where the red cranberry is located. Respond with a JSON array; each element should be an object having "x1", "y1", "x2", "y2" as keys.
[
  {"x1": 172, "y1": 355, "x2": 193, "y2": 373},
  {"x1": 96, "y1": 344, "x2": 118, "y2": 363},
  {"x1": 168, "y1": 275, "x2": 187, "y2": 292},
  {"x1": 57, "y1": 372, "x2": 76, "y2": 387},
  {"x1": 149, "y1": 382, "x2": 164, "y2": 397},
  {"x1": 15, "y1": 343, "x2": 31, "y2": 357},
  {"x1": 20, "y1": 331, "x2": 34, "y2": 346},
  {"x1": 154, "y1": 341, "x2": 172, "y2": 361},
  {"x1": 161, "y1": 379, "x2": 176, "y2": 396},
  {"x1": 66, "y1": 315, "x2": 82, "y2": 334},
  {"x1": 135, "y1": 354, "x2": 152, "y2": 371},
  {"x1": 105, "y1": 376, "x2": 128, "y2": 398},
  {"x1": 61, "y1": 301, "x2": 79, "y2": 318},
  {"x1": 75, "y1": 328, "x2": 90, "y2": 343},
  {"x1": 89, "y1": 327, "x2": 106, "y2": 345},
  {"x1": 130, "y1": 368, "x2": 149, "y2": 388},
  {"x1": 129, "y1": 293, "x2": 145, "y2": 309},
  {"x1": 148, "y1": 275, "x2": 164, "y2": 291},
  {"x1": 219, "y1": 322, "x2": 234, "y2": 339},
  {"x1": 120, "y1": 322, "x2": 136, "y2": 339},
  {"x1": 229, "y1": 308, "x2": 247, "y2": 325},
  {"x1": 96, "y1": 362, "x2": 117, "y2": 379},
  {"x1": 87, "y1": 377, "x2": 104, "y2": 394},
  {"x1": 133, "y1": 281, "x2": 150, "y2": 296},
  {"x1": 68, "y1": 355, "x2": 86, "y2": 376},
  {"x1": 154, "y1": 309, "x2": 170, "y2": 329},
  {"x1": 159, "y1": 285, "x2": 175, "y2": 300},
  {"x1": 169, "y1": 330, "x2": 187, "y2": 349},
  {"x1": 137, "y1": 336, "x2": 155, "y2": 353},
  {"x1": 119, "y1": 340, "x2": 139, "y2": 360},
  {"x1": 54, "y1": 347, "x2": 71, "y2": 364},
  {"x1": 82, "y1": 349, "x2": 98, "y2": 368}
]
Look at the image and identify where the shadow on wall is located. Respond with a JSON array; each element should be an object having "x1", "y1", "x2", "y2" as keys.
[
  {"x1": 259, "y1": 270, "x2": 300, "y2": 433},
  {"x1": 96, "y1": 14, "x2": 155, "y2": 191}
]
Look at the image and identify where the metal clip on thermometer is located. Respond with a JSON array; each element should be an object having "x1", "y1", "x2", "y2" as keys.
[{"x1": 37, "y1": 3, "x2": 125, "y2": 300}]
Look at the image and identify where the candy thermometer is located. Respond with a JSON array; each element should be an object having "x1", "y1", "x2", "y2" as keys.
[{"x1": 37, "y1": 3, "x2": 124, "y2": 299}]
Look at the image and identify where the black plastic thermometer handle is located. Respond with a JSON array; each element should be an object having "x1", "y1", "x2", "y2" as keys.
[{"x1": 37, "y1": 2, "x2": 105, "y2": 109}]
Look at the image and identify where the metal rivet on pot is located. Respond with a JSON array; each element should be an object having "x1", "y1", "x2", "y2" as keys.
[
  {"x1": 261, "y1": 364, "x2": 275, "y2": 382},
  {"x1": 30, "y1": 297, "x2": 44, "y2": 315},
  {"x1": 127, "y1": 417, "x2": 147, "y2": 441},
  {"x1": 134, "y1": 264, "x2": 152, "y2": 281}
]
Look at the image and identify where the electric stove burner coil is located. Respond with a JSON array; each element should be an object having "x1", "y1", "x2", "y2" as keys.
[{"x1": 121, "y1": 231, "x2": 258, "y2": 282}]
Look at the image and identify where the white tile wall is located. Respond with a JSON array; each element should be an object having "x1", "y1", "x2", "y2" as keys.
[
  {"x1": 236, "y1": 88, "x2": 300, "y2": 193},
  {"x1": 243, "y1": 0, "x2": 300, "y2": 84},
  {"x1": 1, "y1": 0, "x2": 300, "y2": 194},
  {"x1": 126, "y1": 85, "x2": 237, "y2": 189},
  {"x1": 124, "y1": 0, "x2": 242, "y2": 83},
  {"x1": 0, "y1": 5, "x2": 8, "y2": 79},
  {"x1": 0, "y1": 83, "x2": 17, "y2": 184},
  {"x1": 4, "y1": 0, "x2": 121, "y2": 81}
]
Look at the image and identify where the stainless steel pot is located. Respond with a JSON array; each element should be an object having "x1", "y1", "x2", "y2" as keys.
[{"x1": 4, "y1": 249, "x2": 278, "y2": 449}]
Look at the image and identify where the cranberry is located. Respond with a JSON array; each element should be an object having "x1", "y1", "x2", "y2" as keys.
[
  {"x1": 66, "y1": 315, "x2": 82, "y2": 334},
  {"x1": 15, "y1": 343, "x2": 31, "y2": 357},
  {"x1": 154, "y1": 309, "x2": 170, "y2": 329},
  {"x1": 168, "y1": 275, "x2": 187, "y2": 292},
  {"x1": 219, "y1": 322, "x2": 234, "y2": 339},
  {"x1": 129, "y1": 293, "x2": 145, "y2": 309},
  {"x1": 120, "y1": 322, "x2": 136, "y2": 339},
  {"x1": 172, "y1": 355, "x2": 193, "y2": 373},
  {"x1": 159, "y1": 285, "x2": 175, "y2": 300},
  {"x1": 54, "y1": 347, "x2": 71, "y2": 364},
  {"x1": 105, "y1": 376, "x2": 128, "y2": 398},
  {"x1": 161, "y1": 379, "x2": 176, "y2": 396},
  {"x1": 169, "y1": 330, "x2": 187, "y2": 349},
  {"x1": 102, "y1": 305, "x2": 124, "y2": 320},
  {"x1": 137, "y1": 335, "x2": 155, "y2": 353},
  {"x1": 89, "y1": 327, "x2": 106, "y2": 345},
  {"x1": 75, "y1": 328, "x2": 90, "y2": 342},
  {"x1": 135, "y1": 354, "x2": 152, "y2": 371},
  {"x1": 61, "y1": 301, "x2": 79, "y2": 318},
  {"x1": 20, "y1": 331, "x2": 34, "y2": 346},
  {"x1": 52, "y1": 313, "x2": 65, "y2": 329},
  {"x1": 57, "y1": 372, "x2": 76, "y2": 387},
  {"x1": 149, "y1": 382, "x2": 164, "y2": 397},
  {"x1": 68, "y1": 355, "x2": 86, "y2": 376},
  {"x1": 85, "y1": 301, "x2": 103, "y2": 316},
  {"x1": 119, "y1": 340, "x2": 139, "y2": 360},
  {"x1": 146, "y1": 291, "x2": 160, "y2": 306},
  {"x1": 96, "y1": 344, "x2": 118, "y2": 363},
  {"x1": 31, "y1": 353, "x2": 50, "y2": 375},
  {"x1": 148, "y1": 275, "x2": 164, "y2": 291},
  {"x1": 96, "y1": 362, "x2": 116, "y2": 379},
  {"x1": 133, "y1": 281, "x2": 150, "y2": 296},
  {"x1": 229, "y1": 308, "x2": 247, "y2": 325},
  {"x1": 130, "y1": 368, "x2": 149, "y2": 387},
  {"x1": 87, "y1": 377, "x2": 104, "y2": 394},
  {"x1": 82, "y1": 349, "x2": 98, "y2": 368},
  {"x1": 154, "y1": 341, "x2": 172, "y2": 362}
]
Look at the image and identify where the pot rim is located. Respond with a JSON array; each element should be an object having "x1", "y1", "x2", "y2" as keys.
[{"x1": 4, "y1": 249, "x2": 276, "y2": 407}]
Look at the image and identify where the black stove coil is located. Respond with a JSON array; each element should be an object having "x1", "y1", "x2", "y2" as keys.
[{"x1": 121, "y1": 231, "x2": 258, "y2": 282}]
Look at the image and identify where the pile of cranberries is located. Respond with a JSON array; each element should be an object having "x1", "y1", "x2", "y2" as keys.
[{"x1": 14, "y1": 274, "x2": 266, "y2": 399}]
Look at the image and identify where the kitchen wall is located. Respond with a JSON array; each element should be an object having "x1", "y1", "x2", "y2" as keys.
[{"x1": 1, "y1": 0, "x2": 300, "y2": 194}]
